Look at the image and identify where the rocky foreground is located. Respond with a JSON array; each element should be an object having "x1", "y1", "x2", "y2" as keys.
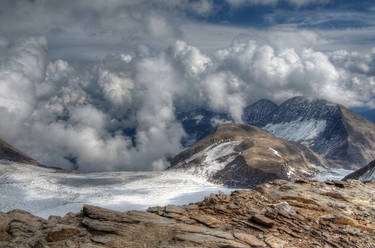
[{"x1": 1, "y1": 179, "x2": 375, "y2": 248}]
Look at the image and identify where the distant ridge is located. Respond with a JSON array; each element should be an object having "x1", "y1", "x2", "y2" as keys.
[
  {"x1": 0, "y1": 138, "x2": 38, "y2": 165},
  {"x1": 243, "y1": 96, "x2": 375, "y2": 169},
  {"x1": 343, "y1": 160, "x2": 375, "y2": 182}
]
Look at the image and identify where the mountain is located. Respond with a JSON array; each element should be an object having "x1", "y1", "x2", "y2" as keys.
[
  {"x1": 243, "y1": 96, "x2": 375, "y2": 169},
  {"x1": 343, "y1": 160, "x2": 375, "y2": 182},
  {"x1": 176, "y1": 108, "x2": 232, "y2": 146},
  {"x1": 169, "y1": 123, "x2": 329, "y2": 187},
  {"x1": 242, "y1": 99, "x2": 278, "y2": 126},
  {"x1": 0, "y1": 138, "x2": 38, "y2": 165}
]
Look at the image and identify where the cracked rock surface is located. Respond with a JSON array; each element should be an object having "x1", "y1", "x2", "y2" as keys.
[{"x1": 0, "y1": 179, "x2": 374, "y2": 247}]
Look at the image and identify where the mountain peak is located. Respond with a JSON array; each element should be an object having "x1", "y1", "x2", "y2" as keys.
[
  {"x1": 170, "y1": 123, "x2": 328, "y2": 187},
  {"x1": 243, "y1": 96, "x2": 375, "y2": 169},
  {"x1": 242, "y1": 99, "x2": 278, "y2": 126}
]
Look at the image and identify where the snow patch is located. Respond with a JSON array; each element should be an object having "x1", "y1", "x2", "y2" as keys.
[
  {"x1": 358, "y1": 167, "x2": 375, "y2": 182},
  {"x1": 193, "y1": 114, "x2": 204, "y2": 124},
  {"x1": 179, "y1": 141, "x2": 242, "y2": 178},
  {"x1": 210, "y1": 117, "x2": 232, "y2": 127},
  {"x1": 264, "y1": 119, "x2": 327, "y2": 146},
  {"x1": 269, "y1": 147, "x2": 282, "y2": 158},
  {"x1": 312, "y1": 165, "x2": 353, "y2": 181}
]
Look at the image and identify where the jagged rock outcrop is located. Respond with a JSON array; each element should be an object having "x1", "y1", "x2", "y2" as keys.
[
  {"x1": 1, "y1": 179, "x2": 374, "y2": 247},
  {"x1": 169, "y1": 123, "x2": 329, "y2": 187},
  {"x1": 0, "y1": 139, "x2": 38, "y2": 165},
  {"x1": 344, "y1": 160, "x2": 375, "y2": 182},
  {"x1": 243, "y1": 96, "x2": 375, "y2": 169}
]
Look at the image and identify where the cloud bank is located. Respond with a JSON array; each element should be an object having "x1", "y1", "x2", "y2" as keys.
[
  {"x1": 0, "y1": 0, "x2": 374, "y2": 171},
  {"x1": 0, "y1": 35, "x2": 374, "y2": 171}
]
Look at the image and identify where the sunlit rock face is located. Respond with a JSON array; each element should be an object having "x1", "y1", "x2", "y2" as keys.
[
  {"x1": 243, "y1": 96, "x2": 375, "y2": 169},
  {"x1": 170, "y1": 123, "x2": 329, "y2": 187}
]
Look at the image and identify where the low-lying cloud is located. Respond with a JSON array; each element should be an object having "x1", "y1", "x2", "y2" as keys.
[
  {"x1": 0, "y1": 35, "x2": 374, "y2": 172},
  {"x1": 0, "y1": 0, "x2": 374, "y2": 172}
]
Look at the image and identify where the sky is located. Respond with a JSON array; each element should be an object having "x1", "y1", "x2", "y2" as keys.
[{"x1": 0, "y1": 0, "x2": 374, "y2": 171}]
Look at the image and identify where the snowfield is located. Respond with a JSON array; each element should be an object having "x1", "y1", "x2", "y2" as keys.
[
  {"x1": 312, "y1": 166, "x2": 353, "y2": 181},
  {"x1": 0, "y1": 160, "x2": 353, "y2": 218},
  {"x1": 0, "y1": 161, "x2": 234, "y2": 218},
  {"x1": 264, "y1": 119, "x2": 327, "y2": 146}
]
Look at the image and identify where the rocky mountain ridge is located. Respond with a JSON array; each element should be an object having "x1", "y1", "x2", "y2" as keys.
[
  {"x1": 170, "y1": 123, "x2": 329, "y2": 187},
  {"x1": 1, "y1": 178, "x2": 374, "y2": 247},
  {"x1": 243, "y1": 96, "x2": 375, "y2": 169},
  {"x1": 344, "y1": 160, "x2": 375, "y2": 182},
  {"x1": 0, "y1": 139, "x2": 38, "y2": 166}
]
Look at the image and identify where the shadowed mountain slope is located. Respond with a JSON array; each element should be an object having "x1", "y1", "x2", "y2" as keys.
[{"x1": 0, "y1": 138, "x2": 38, "y2": 165}]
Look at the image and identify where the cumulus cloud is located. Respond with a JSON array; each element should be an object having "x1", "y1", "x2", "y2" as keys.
[
  {"x1": 1, "y1": 34, "x2": 375, "y2": 172},
  {"x1": 0, "y1": 1, "x2": 374, "y2": 172}
]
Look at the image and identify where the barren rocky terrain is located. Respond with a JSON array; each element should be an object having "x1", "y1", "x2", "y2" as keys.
[
  {"x1": 171, "y1": 123, "x2": 329, "y2": 187},
  {"x1": 1, "y1": 178, "x2": 374, "y2": 248}
]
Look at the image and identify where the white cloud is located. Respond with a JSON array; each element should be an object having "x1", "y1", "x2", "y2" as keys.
[{"x1": 1, "y1": 28, "x2": 375, "y2": 172}]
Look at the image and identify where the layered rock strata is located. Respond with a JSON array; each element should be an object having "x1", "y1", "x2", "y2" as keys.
[{"x1": 1, "y1": 179, "x2": 374, "y2": 247}]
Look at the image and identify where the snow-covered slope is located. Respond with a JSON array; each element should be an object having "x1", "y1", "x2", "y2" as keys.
[
  {"x1": 243, "y1": 97, "x2": 375, "y2": 169},
  {"x1": 343, "y1": 160, "x2": 375, "y2": 182},
  {"x1": 264, "y1": 119, "x2": 327, "y2": 147},
  {"x1": 170, "y1": 123, "x2": 329, "y2": 187},
  {"x1": 0, "y1": 160, "x2": 234, "y2": 218}
]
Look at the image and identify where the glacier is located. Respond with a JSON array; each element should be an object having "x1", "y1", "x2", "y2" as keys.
[
  {"x1": 0, "y1": 157, "x2": 353, "y2": 219},
  {"x1": 0, "y1": 161, "x2": 234, "y2": 218}
]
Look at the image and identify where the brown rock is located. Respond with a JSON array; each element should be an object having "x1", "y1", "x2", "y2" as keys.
[
  {"x1": 46, "y1": 225, "x2": 81, "y2": 242},
  {"x1": 281, "y1": 196, "x2": 320, "y2": 206},
  {"x1": 175, "y1": 232, "x2": 248, "y2": 248},
  {"x1": 332, "y1": 180, "x2": 346, "y2": 188},
  {"x1": 265, "y1": 235, "x2": 287, "y2": 248},
  {"x1": 234, "y1": 232, "x2": 267, "y2": 247},
  {"x1": 175, "y1": 223, "x2": 234, "y2": 240},
  {"x1": 319, "y1": 215, "x2": 357, "y2": 227},
  {"x1": 0, "y1": 214, "x2": 10, "y2": 232},
  {"x1": 164, "y1": 205, "x2": 186, "y2": 215},
  {"x1": 250, "y1": 214, "x2": 275, "y2": 228},
  {"x1": 190, "y1": 213, "x2": 221, "y2": 228},
  {"x1": 82, "y1": 218, "x2": 125, "y2": 234}
]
